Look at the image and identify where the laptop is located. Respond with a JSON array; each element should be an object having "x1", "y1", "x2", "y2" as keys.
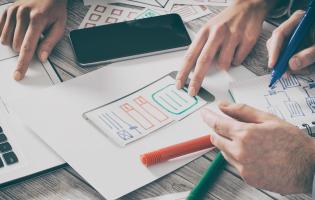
[{"x1": 0, "y1": 3, "x2": 66, "y2": 187}]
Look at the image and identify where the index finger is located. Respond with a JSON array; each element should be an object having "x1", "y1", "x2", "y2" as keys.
[
  {"x1": 14, "y1": 22, "x2": 44, "y2": 80},
  {"x1": 201, "y1": 108, "x2": 240, "y2": 140},
  {"x1": 176, "y1": 27, "x2": 208, "y2": 89},
  {"x1": 0, "y1": 9, "x2": 7, "y2": 35},
  {"x1": 188, "y1": 25, "x2": 226, "y2": 96}
]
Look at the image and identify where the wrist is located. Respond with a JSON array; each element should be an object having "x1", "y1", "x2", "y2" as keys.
[{"x1": 292, "y1": 136, "x2": 315, "y2": 193}]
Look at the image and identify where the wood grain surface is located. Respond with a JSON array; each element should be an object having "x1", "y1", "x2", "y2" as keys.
[{"x1": 0, "y1": 1, "x2": 310, "y2": 199}]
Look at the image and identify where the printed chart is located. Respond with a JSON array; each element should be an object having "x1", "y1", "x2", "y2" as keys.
[
  {"x1": 80, "y1": 2, "x2": 211, "y2": 28},
  {"x1": 113, "y1": 0, "x2": 175, "y2": 11},
  {"x1": 230, "y1": 73, "x2": 315, "y2": 137},
  {"x1": 83, "y1": 76, "x2": 207, "y2": 146},
  {"x1": 263, "y1": 75, "x2": 315, "y2": 120},
  {"x1": 80, "y1": 4, "x2": 141, "y2": 28}
]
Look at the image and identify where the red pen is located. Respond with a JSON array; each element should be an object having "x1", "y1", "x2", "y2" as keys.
[{"x1": 140, "y1": 135, "x2": 214, "y2": 167}]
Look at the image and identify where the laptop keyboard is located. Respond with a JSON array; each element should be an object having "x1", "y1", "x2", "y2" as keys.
[{"x1": 0, "y1": 126, "x2": 18, "y2": 168}]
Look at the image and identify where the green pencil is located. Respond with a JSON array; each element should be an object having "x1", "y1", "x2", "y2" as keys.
[{"x1": 187, "y1": 152, "x2": 226, "y2": 200}]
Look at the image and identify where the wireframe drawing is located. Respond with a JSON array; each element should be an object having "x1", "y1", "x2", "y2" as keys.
[
  {"x1": 300, "y1": 75, "x2": 315, "y2": 113},
  {"x1": 263, "y1": 75, "x2": 315, "y2": 119}
]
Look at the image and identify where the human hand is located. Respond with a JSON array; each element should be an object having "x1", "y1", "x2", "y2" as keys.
[
  {"x1": 201, "y1": 102, "x2": 315, "y2": 194},
  {"x1": 176, "y1": 0, "x2": 272, "y2": 96},
  {"x1": 0, "y1": 0, "x2": 67, "y2": 81},
  {"x1": 267, "y1": 10, "x2": 315, "y2": 71}
]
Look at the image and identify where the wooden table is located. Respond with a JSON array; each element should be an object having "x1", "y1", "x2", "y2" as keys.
[{"x1": 0, "y1": 0, "x2": 311, "y2": 199}]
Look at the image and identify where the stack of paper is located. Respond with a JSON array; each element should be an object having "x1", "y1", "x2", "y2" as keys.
[{"x1": 80, "y1": 0, "x2": 231, "y2": 28}]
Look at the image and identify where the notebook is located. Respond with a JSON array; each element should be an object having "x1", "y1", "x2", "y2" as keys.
[{"x1": 229, "y1": 72, "x2": 315, "y2": 137}]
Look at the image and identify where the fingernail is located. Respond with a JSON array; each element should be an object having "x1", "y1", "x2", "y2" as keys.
[
  {"x1": 291, "y1": 57, "x2": 302, "y2": 69},
  {"x1": 209, "y1": 134, "x2": 214, "y2": 144},
  {"x1": 14, "y1": 71, "x2": 23, "y2": 81},
  {"x1": 188, "y1": 86, "x2": 196, "y2": 96},
  {"x1": 176, "y1": 80, "x2": 182, "y2": 90},
  {"x1": 40, "y1": 51, "x2": 48, "y2": 62}
]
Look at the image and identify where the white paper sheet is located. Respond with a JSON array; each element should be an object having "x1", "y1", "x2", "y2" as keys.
[
  {"x1": 0, "y1": 44, "x2": 17, "y2": 61},
  {"x1": 0, "y1": 57, "x2": 57, "y2": 103},
  {"x1": 83, "y1": 0, "x2": 108, "y2": 6},
  {"x1": 10, "y1": 58, "x2": 218, "y2": 200},
  {"x1": 80, "y1": 3, "x2": 142, "y2": 28},
  {"x1": 83, "y1": 75, "x2": 206, "y2": 146},
  {"x1": 230, "y1": 74, "x2": 315, "y2": 127},
  {"x1": 135, "y1": 8, "x2": 165, "y2": 19},
  {"x1": 80, "y1": 0, "x2": 212, "y2": 28},
  {"x1": 171, "y1": 4, "x2": 211, "y2": 22},
  {"x1": 144, "y1": 191, "x2": 189, "y2": 200}
]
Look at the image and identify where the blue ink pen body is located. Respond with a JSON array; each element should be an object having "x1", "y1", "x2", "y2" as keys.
[{"x1": 269, "y1": 0, "x2": 315, "y2": 88}]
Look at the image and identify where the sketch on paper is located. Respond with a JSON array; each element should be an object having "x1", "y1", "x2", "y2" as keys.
[
  {"x1": 83, "y1": 76, "x2": 207, "y2": 146},
  {"x1": 262, "y1": 75, "x2": 315, "y2": 119}
]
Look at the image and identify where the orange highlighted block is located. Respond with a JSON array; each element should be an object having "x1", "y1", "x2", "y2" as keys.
[
  {"x1": 134, "y1": 96, "x2": 169, "y2": 122},
  {"x1": 120, "y1": 103, "x2": 154, "y2": 130},
  {"x1": 121, "y1": 103, "x2": 133, "y2": 112}
]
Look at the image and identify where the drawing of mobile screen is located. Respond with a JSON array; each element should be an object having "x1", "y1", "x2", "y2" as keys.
[
  {"x1": 69, "y1": 14, "x2": 191, "y2": 67},
  {"x1": 82, "y1": 71, "x2": 215, "y2": 147}
]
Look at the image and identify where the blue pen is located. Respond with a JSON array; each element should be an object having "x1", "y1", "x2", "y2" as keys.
[{"x1": 269, "y1": 0, "x2": 315, "y2": 88}]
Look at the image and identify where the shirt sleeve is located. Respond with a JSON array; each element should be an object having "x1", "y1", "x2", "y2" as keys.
[{"x1": 313, "y1": 174, "x2": 315, "y2": 200}]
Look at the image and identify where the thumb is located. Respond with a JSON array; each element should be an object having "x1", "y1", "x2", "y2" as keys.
[
  {"x1": 37, "y1": 21, "x2": 65, "y2": 62},
  {"x1": 218, "y1": 102, "x2": 276, "y2": 123}
]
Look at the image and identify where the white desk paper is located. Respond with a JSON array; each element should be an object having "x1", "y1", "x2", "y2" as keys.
[
  {"x1": 10, "y1": 60, "x2": 216, "y2": 200},
  {"x1": 83, "y1": 75, "x2": 206, "y2": 146}
]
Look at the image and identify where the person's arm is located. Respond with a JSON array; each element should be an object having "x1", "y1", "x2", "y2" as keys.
[
  {"x1": 201, "y1": 102, "x2": 315, "y2": 194},
  {"x1": 176, "y1": 0, "x2": 282, "y2": 97},
  {"x1": 0, "y1": 0, "x2": 68, "y2": 81}
]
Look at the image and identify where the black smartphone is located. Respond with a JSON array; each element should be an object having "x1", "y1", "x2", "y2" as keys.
[{"x1": 69, "y1": 14, "x2": 191, "y2": 67}]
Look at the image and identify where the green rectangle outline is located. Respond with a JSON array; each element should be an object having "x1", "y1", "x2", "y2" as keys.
[{"x1": 151, "y1": 84, "x2": 199, "y2": 115}]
